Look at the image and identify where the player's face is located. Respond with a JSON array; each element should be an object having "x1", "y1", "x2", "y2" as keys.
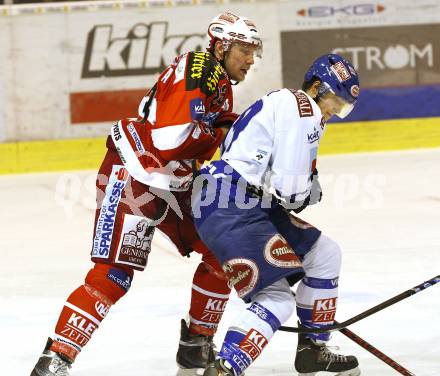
[
  {"x1": 224, "y1": 42, "x2": 258, "y2": 82},
  {"x1": 318, "y1": 91, "x2": 354, "y2": 121}
]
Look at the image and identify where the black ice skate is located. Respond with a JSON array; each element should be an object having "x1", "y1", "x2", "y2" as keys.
[
  {"x1": 176, "y1": 319, "x2": 216, "y2": 375},
  {"x1": 203, "y1": 359, "x2": 235, "y2": 376},
  {"x1": 30, "y1": 338, "x2": 72, "y2": 376},
  {"x1": 295, "y1": 330, "x2": 360, "y2": 376}
]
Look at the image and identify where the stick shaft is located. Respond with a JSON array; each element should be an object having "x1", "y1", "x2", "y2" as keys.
[
  {"x1": 280, "y1": 275, "x2": 440, "y2": 333},
  {"x1": 338, "y1": 324, "x2": 415, "y2": 376},
  {"x1": 340, "y1": 275, "x2": 440, "y2": 329}
]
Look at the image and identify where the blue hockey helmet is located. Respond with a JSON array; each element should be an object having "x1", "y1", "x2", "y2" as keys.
[{"x1": 304, "y1": 54, "x2": 360, "y2": 118}]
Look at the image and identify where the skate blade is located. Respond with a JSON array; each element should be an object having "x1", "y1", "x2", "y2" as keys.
[
  {"x1": 176, "y1": 367, "x2": 205, "y2": 376},
  {"x1": 298, "y1": 367, "x2": 361, "y2": 376},
  {"x1": 336, "y1": 367, "x2": 361, "y2": 376}
]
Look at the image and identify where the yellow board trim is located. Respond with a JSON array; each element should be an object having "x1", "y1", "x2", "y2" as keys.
[
  {"x1": 1, "y1": 117, "x2": 440, "y2": 175},
  {"x1": 1, "y1": 137, "x2": 107, "y2": 174},
  {"x1": 319, "y1": 117, "x2": 440, "y2": 155}
]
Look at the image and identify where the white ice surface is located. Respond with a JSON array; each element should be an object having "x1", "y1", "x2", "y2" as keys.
[{"x1": 1, "y1": 148, "x2": 439, "y2": 375}]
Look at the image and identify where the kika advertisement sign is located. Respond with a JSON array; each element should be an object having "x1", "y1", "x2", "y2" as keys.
[
  {"x1": 81, "y1": 22, "x2": 206, "y2": 78},
  {"x1": 71, "y1": 20, "x2": 206, "y2": 125},
  {"x1": 0, "y1": 2, "x2": 278, "y2": 142}
]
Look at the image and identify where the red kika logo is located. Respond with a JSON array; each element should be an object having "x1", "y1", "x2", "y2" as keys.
[
  {"x1": 312, "y1": 297, "x2": 337, "y2": 323},
  {"x1": 239, "y1": 329, "x2": 268, "y2": 360}
]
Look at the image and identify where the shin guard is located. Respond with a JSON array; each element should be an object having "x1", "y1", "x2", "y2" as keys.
[
  {"x1": 188, "y1": 260, "x2": 230, "y2": 336},
  {"x1": 296, "y1": 235, "x2": 342, "y2": 343},
  {"x1": 217, "y1": 279, "x2": 294, "y2": 375},
  {"x1": 51, "y1": 263, "x2": 133, "y2": 361}
]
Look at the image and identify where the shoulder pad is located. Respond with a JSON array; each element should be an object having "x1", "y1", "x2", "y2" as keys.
[{"x1": 185, "y1": 52, "x2": 226, "y2": 96}]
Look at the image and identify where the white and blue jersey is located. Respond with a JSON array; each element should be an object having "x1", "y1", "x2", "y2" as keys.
[
  {"x1": 222, "y1": 88, "x2": 324, "y2": 201},
  {"x1": 192, "y1": 88, "x2": 324, "y2": 302}
]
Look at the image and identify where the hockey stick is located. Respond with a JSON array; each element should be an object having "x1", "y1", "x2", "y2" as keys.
[
  {"x1": 285, "y1": 292, "x2": 416, "y2": 375},
  {"x1": 280, "y1": 275, "x2": 440, "y2": 334},
  {"x1": 338, "y1": 323, "x2": 415, "y2": 376}
]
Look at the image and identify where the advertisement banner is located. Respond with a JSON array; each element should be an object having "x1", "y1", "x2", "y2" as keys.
[
  {"x1": 67, "y1": 5, "x2": 279, "y2": 127},
  {"x1": 280, "y1": 0, "x2": 440, "y2": 30},
  {"x1": 281, "y1": 23, "x2": 440, "y2": 122},
  {"x1": 0, "y1": 1, "x2": 280, "y2": 142},
  {"x1": 1, "y1": 0, "x2": 440, "y2": 146}
]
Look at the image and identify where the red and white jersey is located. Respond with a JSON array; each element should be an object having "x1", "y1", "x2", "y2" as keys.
[{"x1": 111, "y1": 51, "x2": 233, "y2": 191}]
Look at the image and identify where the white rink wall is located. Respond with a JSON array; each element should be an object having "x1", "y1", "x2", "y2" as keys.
[
  {"x1": 1, "y1": 0, "x2": 440, "y2": 142},
  {"x1": 0, "y1": 0, "x2": 282, "y2": 141}
]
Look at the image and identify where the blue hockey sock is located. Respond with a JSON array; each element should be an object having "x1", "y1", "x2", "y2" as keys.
[
  {"x1": 217, "y1": 302, "x2": 281, "y2": 375},
  {"x1": 296, "y1": 276, "x2": 339, "y2": 342}
]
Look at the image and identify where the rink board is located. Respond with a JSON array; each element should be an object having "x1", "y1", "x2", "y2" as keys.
[
  {"x1": 2, "y1": 0, "x2": 440, "y2": 174},
  {"x1": 2, "y1": 117, "x2": 440, "y2": 174},
  {"x1": 1, "y1": 0, "x2": 440, "y2": 143}
]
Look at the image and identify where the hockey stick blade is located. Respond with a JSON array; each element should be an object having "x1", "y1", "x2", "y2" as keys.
[{"x1": 280, "y1": 275, "x2": 440, "y2": 334}]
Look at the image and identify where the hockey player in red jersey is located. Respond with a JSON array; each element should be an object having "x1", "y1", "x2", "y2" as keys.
[{"x1": 30, "y1": 12, "x2": 262, "y2": 376}]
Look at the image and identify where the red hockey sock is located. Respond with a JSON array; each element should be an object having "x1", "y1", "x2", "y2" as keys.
[
  {"x1": 188, "y1": 261, "x2": 231, "y2": 336},
  {"x1": 51, "y1": 284, "x2": 112, "y2": 361}
]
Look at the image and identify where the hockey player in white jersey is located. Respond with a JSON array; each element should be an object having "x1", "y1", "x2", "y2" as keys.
[{"x1": 192, "y1": 54, "x2": 361, "y2": 375}]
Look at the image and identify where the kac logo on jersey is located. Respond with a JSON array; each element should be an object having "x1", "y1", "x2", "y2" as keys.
[
  {"x1": 190, "y1": 98, "x2": 205, "y2": 121},
  {"x1": 307, "y1": 128, "x2": 320, "y2": 144}
]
